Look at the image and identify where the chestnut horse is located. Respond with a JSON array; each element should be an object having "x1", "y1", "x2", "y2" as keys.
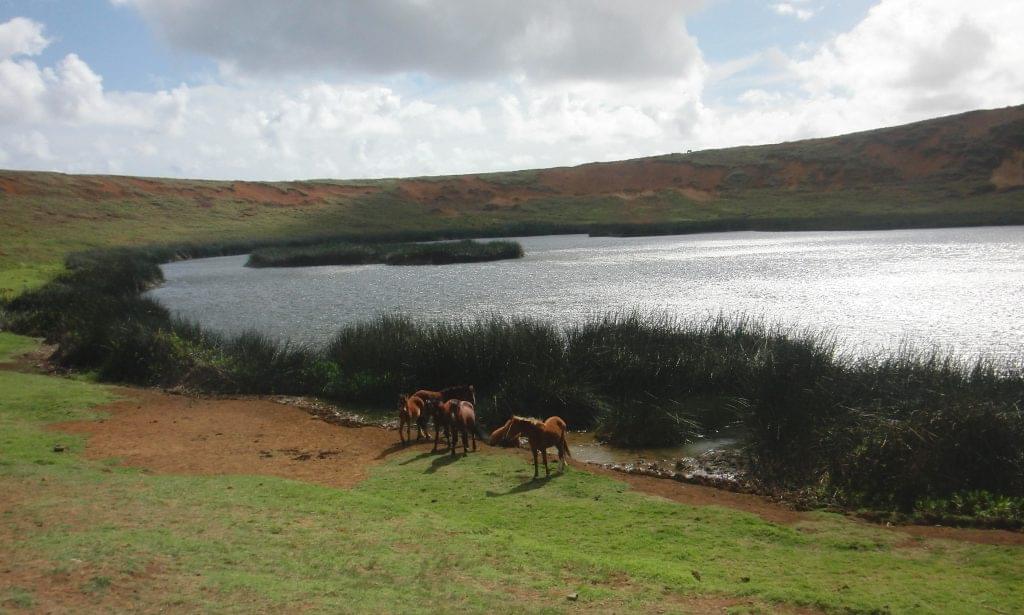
[
  {"x1": 446, "y1": 400, "x2": 478, "y2": 456},
  {"x1": 412, "y1": 384, "x2": 476, "y2": 406},
  {"x1": 430, "y1": 398, "x2": 454, "y2": 453},
  {"x1": 491, "y1": 416, "x2": 571, "y2": 478},
  {"x1": 489, "y1": 420, "x2": 518, "y2": 448},
  {"x1": 397, "y1": 394, "x2": 430, "y2": 444},
  {"x1": 413, "y1": 385, "x2": 476, "y2": 450}
]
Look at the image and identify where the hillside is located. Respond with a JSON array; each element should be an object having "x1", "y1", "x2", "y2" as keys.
[{"x1": 1, "y1": 104, "x2": 1023, "y2": 293}]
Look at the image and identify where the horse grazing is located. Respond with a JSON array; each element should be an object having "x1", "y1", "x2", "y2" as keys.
[
  {"x1": 489, "y1": 419, "x2": 518, "y2": 448},
  {"x1": 493, "y1": 416, "x2": 571, "y2": 478},
  {"x1": 447, "y1": 400, "x2": 478, "y2": 456},
  {"x1": 397, "y1": 394, "x2": 430, "y2": 445}
]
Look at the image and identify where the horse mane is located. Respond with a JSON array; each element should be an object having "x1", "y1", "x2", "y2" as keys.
[{"x1": 511, "y1": 415, "x2": 544, "y2": 426}]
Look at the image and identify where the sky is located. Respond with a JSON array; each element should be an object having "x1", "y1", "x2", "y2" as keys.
[{"x1": 0, "y1": 0, "x2": 1021, "y2": 181}]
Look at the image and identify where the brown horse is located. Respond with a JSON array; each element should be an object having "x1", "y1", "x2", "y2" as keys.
[
  {"x1": 412, "y1": 384, "x2": 476, "y2": 406},
  {"x1": 447, "y1": 400, "x2": 478, "y2": 456},
  {"x1": 430, "y1": 398, "x2": 454, "y2": 453},
  {"x1": 492, "y1": 416, "x2": 571, "y2": 478},
  {"x1": 489, "y1": 419, "x2": 518, "y2": 448},
  {"x1": 413, "y1": 385, "x2": 476, "y2": 448},
  {"x1": 397, "y1": 394, "x2": 430, "y2": 445}
]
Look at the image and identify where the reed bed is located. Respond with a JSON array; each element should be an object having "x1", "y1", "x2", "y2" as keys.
[
  {"x1": 2, "y1": 244, "x2": 1022, "y2": 515},
  {"x1": 246, "y1": 239, "x2": 524, "y2": 268}
]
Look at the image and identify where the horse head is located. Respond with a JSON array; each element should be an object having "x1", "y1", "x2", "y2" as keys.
[{"x1": 489, "y1": 418, "x2": 514, "y2": 446}]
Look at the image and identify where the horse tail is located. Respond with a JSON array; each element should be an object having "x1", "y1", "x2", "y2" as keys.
[{"x1": 560, "y1": 433, "x2": 572, "y2": 458}]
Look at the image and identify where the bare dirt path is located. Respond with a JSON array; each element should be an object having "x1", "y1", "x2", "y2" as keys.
[{"x1": 52, "y1": 386, "x2": 1024, "y2": 546}]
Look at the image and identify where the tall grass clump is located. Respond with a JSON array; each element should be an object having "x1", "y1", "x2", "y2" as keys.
[{"x1": 246, "y1": 239, "x2": 524, "y2": 268}]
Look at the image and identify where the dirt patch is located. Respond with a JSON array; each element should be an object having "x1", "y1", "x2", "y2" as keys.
[
  {"x1": 537, "y1": 159, "x2": 726, "y2": 195},
  {"x1": 991, "y1": 150, "x2": 1024, "y2": 190},
  {"x1": 895, "y1": 524, "x2": 1024, "y2": 546},
  {"x1": 52, "y1": 388, "x2": 398, "y2": 489},
  {"x1": 0, "y1": 177, "x2": 29, "y2": 196},
  {"x1": 0, "y1": 551, "x2": 182, "y2": 614},
  {"x1": 581, "y1": 462, "x2": 806, "y2": 525},
  {"x1": 861, "y1": 142, "x2": 951, "y2": 180},
  {"x1": 0, "y1": 342, "x2": 58, "y2": 374}
]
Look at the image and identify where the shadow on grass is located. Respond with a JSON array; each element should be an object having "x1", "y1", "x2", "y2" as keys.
[
  {"x1": 485, "y1": 473, "x2": 561, "y2": 497},
  {"x1": 375, "y1": 441, "x2": 412, "y2": 460},
  {"x1": 377, "y1": 437, "x2": 436, "y2": 461},
  {"x1": 390, "y1": 450, "x2": 432, "y2": 465},
  {"x1": 425, "y1": 453, "x2": 460, "y2": 474}
]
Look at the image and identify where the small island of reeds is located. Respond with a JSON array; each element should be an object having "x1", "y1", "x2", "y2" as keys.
[{"x1": 245, "y1": 239, "x2": 525, "y2": 268}]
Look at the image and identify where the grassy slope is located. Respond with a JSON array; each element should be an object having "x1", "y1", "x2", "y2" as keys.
[
  {"x1": 2, "y1": 105, "x2": 1023, "y2": 293},
  {"x1": 1, "y1": 335, "x2": 1023, "y2": 613}
]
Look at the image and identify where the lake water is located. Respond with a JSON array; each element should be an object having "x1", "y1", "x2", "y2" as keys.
[{"x1": 148, "y1": 226, "x2": 1024, "y2": 365}]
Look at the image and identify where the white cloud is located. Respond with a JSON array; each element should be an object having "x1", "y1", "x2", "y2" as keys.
[
  {"x1": 0, "y1": 16, "x2": 49, "y2": 59},
  {"x1": 701, "y1": 0, "x2": 1024, "y2": 148},
  {"x1": 772, "y1": 3, "x2": 816, "y2": 21},
  {"x1": 0, "y1": 19, "x2": 189, "y2": 132},
  {"x1": 116, "y1": 0, "x2": 705, "y2": 82},
  {"x1": 3, "y1": 2, "x2": 1024, "y2": 181},
  {"x1": 792, "y1": 1, "x2": 1023, "y2": 116}
]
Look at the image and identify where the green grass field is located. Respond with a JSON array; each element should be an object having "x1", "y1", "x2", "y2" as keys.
[{"x1": 1, "y1": 334, "x2": 1022, "y2": 613}]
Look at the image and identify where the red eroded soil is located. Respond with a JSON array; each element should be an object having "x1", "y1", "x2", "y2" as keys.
[
  {"x1": 54, "y1": 388, "x2": 395, "y2": 489},
  {"x1": 991, "y1": 151, "x2": 1024, "y2": 190},
  {"x1": 48, "y1": 387, "x2": 1024, "y2": 546},
  {"x1": 0, "y1": 172, "x2": 379, "y2": 207},
  {"x1": 537, "y1": 159, "x2": 725, "y2": 195}
]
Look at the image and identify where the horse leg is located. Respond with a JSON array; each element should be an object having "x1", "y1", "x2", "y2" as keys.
[
  {"x1": 532, "y1": 448, "x2": 539, "y2": 479},
  {"x1": 461, "y1": 427, "x2": 469, "y2": 455},
  {"x1": 432, "y1": 422, "x2": 440, "y2": 453},
  {"x1": 470, "y1": 426, "x2": 476, "y2": 452},
  {"x1": 542, "y1": 449, "x2": 550, "y2": 477},
  {"x1": 399, "y1": 416, "x2": 406, "y2": 444},
  {"x1": 450, "y1": 426, "x2": 457, "y2": 457}
]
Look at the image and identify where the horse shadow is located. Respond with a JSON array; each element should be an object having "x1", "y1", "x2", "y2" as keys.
[
  {"x1": 376, "y1": 441, "x2": 414, "y2": 460},
  {"x1": 424, "y1": 452, "x2": 460, "y2": 474},
  {"x1": 484, "y1": 474, "x2": 559, "y2": 497}
]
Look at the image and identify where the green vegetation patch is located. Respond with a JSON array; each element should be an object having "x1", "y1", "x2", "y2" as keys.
[
  {"x1": 247, "y1": 239, "x2": 525, "y2": 268},
  {"x1": 0, "y1": 332, "x2": 41, "y2": 363},
  {"x1": 1, "y1": 358, "x2": 1023, "y2": 613}
]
